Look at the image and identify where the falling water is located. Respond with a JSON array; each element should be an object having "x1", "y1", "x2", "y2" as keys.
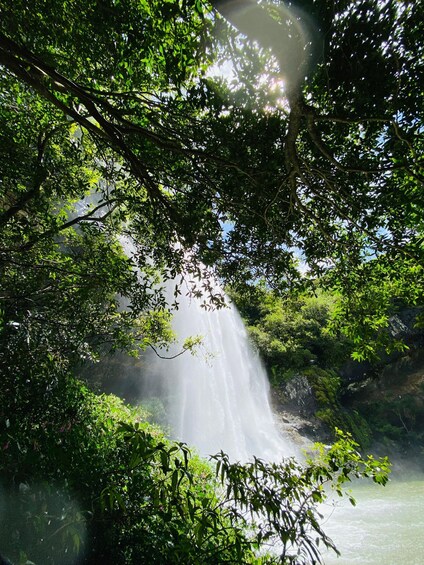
[{"x1": 141, "y1": 285, "x2": 296, "y2": 462}]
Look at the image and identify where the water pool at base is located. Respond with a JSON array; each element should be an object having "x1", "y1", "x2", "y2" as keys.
[{"x1": 321, "y1": 478, "x2": 424, "y2": 564}]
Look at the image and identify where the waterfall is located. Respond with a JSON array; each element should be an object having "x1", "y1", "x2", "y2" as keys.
[{"x1": 141, "y1": 285, "x2": 297, "y2": 462}]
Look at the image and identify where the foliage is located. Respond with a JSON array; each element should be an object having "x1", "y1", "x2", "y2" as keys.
[
  {"x1": 0, "y1": 0, "x2": 422, "y2": 352},
  {"x1": 357, "y1": 394, "x2": 424, "y2": 450},
  {"x1": 212, "y1": 429, "x2": 389, "y2": 564},
  {"x1": 0, "y1": 373, "x2": 390, "y2": 565},
  {"x1": 0, "y1": 373, "x2": 245, "y2": 564},
  {"x1": 305, "y1": 367, "x2": 371, "y2": 447},
  {"x1": 229, "y1": 284, "x2": 352, "y2": 383},
  {"x1": 326, "y1": 255, "x2": 424, "y2": 361},
  {"x1": 0, "y1": 1, "x2": 418, "y2": 562}
]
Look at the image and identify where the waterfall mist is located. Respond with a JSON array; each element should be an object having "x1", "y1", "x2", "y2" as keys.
[{"x1": 141, "y1": 286, "x2": 297, "y2": 462}]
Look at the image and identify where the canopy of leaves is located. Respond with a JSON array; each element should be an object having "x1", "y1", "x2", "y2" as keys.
[
  {"x1": 1, "y1": 1, "x2": 408, "y2": 562},
  {"x1": 0, "y1": 0, "x2": 422, "y2": 307}
]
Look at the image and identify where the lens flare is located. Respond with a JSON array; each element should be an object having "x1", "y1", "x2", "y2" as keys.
[{"x1": 216, "y1": 0, "x2": 316, "y2": 96}]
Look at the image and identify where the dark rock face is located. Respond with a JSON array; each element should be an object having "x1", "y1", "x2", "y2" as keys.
[
  {"x1": 341, "y1": 307, "x2": 424, "y2": 397},
  {"x1": 338, "y1": 311, "x2": 424, "y2": 463},
  {"x1": 389, "y1": 308, "x2": 424, "y2": 342},
  {"x1": 340, "y1": 307, "x2": 424, "y2": 385},
  {"x1": 279, "y1": 374, "x2": 318, "y2": 416},
  {"x1": 344, "y1": 349, "x2": 424, "y2": 414},
  {"x1": 272, "y1": 375, "x2": 330, "y2": 442},
  {"x1": 344, "y1": 349, "x2": 424, "y2": 470}
]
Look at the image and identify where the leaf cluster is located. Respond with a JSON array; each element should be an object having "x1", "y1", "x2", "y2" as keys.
[
  {"x1": 0, "y1": 372, "x2": 390, "y2": 565},
  {"x1": 229, "y1": 284, "x2": 352, "y2": 381}
]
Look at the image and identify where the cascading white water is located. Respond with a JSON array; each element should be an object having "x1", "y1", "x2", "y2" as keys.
[{"x1": 141, "y1": 286, "x2": 297, "y2": 462}]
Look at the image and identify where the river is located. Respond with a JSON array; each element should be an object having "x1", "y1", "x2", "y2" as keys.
[{"x1": 321, "y1": 477, "x2": 424, "y2": 564}]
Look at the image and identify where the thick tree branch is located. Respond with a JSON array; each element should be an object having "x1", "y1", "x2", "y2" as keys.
[
  {"x1": 0, "y1": 127, "x2": 64, "y2": 228},
  {"x1": 19, "y1": 200, "x2": 120, "y2": 252},
  {"x1": 304, "y1": 109, "x2": 406, "y2": 174}
]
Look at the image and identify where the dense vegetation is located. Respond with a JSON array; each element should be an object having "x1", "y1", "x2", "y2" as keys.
[
  {"x1": 229, "y1": 285, "x2": 368, "y2": 441},
  {"x1": 231, "y1": 283, "x2": 424, "y2": 452},
  {"x1": 1, "y1": 0, "x2": 422, "y2": 563},
  {"x1": 2, "y1": 371, "x2": 390, "y2": 565},
  {"x1": 229, "y1": 284, "x2": 352, "y2": 378}
]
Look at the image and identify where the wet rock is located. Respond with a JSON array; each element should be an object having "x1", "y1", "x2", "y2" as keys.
[
  {"x1": 278, "y1": 374, "x2": 318, "y2": 417},
  {"x1": 271, "y1": 375, "x2": 330, "y2": 443}
]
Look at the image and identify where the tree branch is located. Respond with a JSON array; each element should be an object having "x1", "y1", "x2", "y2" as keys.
[
  {"x1": 0, "y1": 127, "x2": 64, "y2": 228},
  {"x1": 147, "y1": 342, "x2": 190, "y2": 360},
  {"x1": 19, "y1": 200, "x2": 120, "y2": 251}
]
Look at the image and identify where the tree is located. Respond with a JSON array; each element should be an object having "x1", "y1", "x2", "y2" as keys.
[
  {"x1": 0, "y1": 2, "x2": 405, "y2": 562},
  {"x1": 208, "y1": 0, "x2": 424, "y2": 356},
  {"x1": 1, "y1": 1, "x2": 422, "y2": 305},
  {"x1": 2, "y1": 0, "x2": 422, "y2": 358}
]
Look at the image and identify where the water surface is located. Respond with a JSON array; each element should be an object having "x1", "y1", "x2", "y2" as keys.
[{"x1": 322, "y1": 478, "x2": 424, "y2": 564}]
